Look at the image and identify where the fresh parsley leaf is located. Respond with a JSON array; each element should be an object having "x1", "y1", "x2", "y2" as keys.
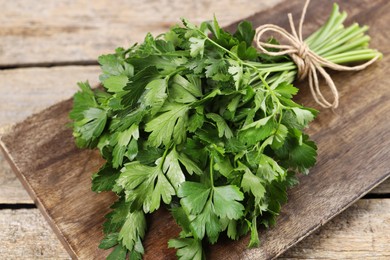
[
  {"x1": 168, "y1": 238, "x2": 205, "y2": 260},
  {"x1": 213, "y1": 185, "x2": 244, "y2": 220},
  {"x1": 145, "y1": 102, "x2": 189, "y2": 147},
  {"x1": 92, "y1": 163, "x2": 120, "y2": 193},
  {"x1": 116, "y1": 162, "x2": 175, "y2": 212}
]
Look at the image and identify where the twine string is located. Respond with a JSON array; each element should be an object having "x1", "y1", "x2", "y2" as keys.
[{"x1": 255, "y1": 0, "x2": 379, "y2": 108}]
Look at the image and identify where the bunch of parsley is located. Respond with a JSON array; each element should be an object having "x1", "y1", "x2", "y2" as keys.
[{"x1": 70, "y1": 5, "x2": 380, "y2": 259}]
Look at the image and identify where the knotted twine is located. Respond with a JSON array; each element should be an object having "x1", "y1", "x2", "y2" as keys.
[{"x1": 255, "y1": 0, "x2": 379, "y2": 108}]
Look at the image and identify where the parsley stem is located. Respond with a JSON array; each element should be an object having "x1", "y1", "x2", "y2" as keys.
[
  {"x1": 196, "y1": 29, "x2": 241, "y2": 61},
  {"x1": 209, "y1": 155, "x2": 214, "y2": 188},
  {"x1": 158, "y1": 145, "x2": 172, "y2": 170}
]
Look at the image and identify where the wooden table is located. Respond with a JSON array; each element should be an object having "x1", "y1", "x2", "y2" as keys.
[{"x1": 0, "y1": 0, "x2": 389, "y2": 258}]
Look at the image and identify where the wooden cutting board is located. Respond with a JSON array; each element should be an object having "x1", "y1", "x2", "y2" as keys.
[{"x1": 1, "y1": 0, "x2": 389, "y2": 259}]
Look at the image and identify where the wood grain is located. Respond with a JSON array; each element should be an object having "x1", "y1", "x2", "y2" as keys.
[
  {"x1": 280, "y1": 199, "x2": 390, "y2": 259},
  {"x1": 0, "y1": 0, "x2": 282, "y2": 67},
  {"x1": 371, "y1": 180, "x2": 390, "y2": 195},
  {"x1": 0, "y1": 66, "x2": 100, "y2": 204},
  {"x1": 1, "y1": 200, "x2": 389, "y2": 259},
  {"x1": 0, "y1": 149, "x2": 31, "y2": 204},
  {"x1": 0, "y1": 66, "x2": 100, "y2": 126},
  {"x1": 0, "y1": 0, "x2": 389, "y2": 259},
  {"x1": 0, "y1": 209, "x2": 70, "y2": 259}
]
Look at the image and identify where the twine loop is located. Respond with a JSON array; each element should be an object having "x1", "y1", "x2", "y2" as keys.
[{"x1": 255, "y1": 0, "x2": 379, "y2": 108}]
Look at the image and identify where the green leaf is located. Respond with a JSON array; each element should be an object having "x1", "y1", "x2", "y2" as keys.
[
  {"x1": 72, "y1": 107, "x2": 107, "y2": 147},
  {"x1": 98, "y1": 53, "x2": 134, "y2": 78},
  {"x1": 189, "y1": 37, "x2": 206, "y2": 57},
  {"x1": 291, "y1": 107, "x2": 315, "y2": 126},
  {"x1": 103, "y1": 198, "x2": 130, "y2": 234},
  {"x1": 141, "y1": 78, "x2": 168, "y2": 115},
  {"x1": 163, "y1": 148, "x2": 186, "y2": 191},
  {"x1": 289, "y1": 135, "x2": 317, "y2": 172},
  {"x1": 178, "y1": 182, "x2": 211, "y2": 215},
  {"x1": 136, "y1": 147, "x2": 163, "y2": 165},
  {"x1": 116, "y1": 162, "x2": 175, "y2": 212},
  {"x1": 121, "y1": 66, "x2": 159, "y2": 108},
  {"x1": 170, "y1": 77, "x2": 198, "y2": 104},
  {"x1": 70, "y1": 81, "x2": 96, "y2": 121},
  {"x1": 92, "y1": 163, "x2": 120, "y2": 193},
  {"x1": 241, "y1": 115, "x2": 272, "y2": 130},
  {"x1": 275, "y1": 82, "x2": 298, "y2": 98},
  {"x1": 111, "y1": 124, "x2": 139, "y2": 168},
  {"x1": 239, "y1": 163, "x2": 266, "y2": 201},
  {"x1": 238, "y1": 117, "x2": 275, "y2": 146},
  {"x1": 118, "y1": 210, "x2": 146, "y2": 253},
  {"x1": 205, "y1": 58, "x2": 230, "y2": 81},
  {"x1": 271, "y1": 124, "x2": 288, "y2": 150},
  {"x1": 177, "y1": 152, "x2": 204, "y2": 175},
  {"x1": 228, "y1": 60, "x2": 243, "y2": 90},
  {"x1": 212, "y1": 152, "x2": 234, "y2": 178},
  {"x1": 232, "y1": 42, "x2": 258, "y2": 60},
  {"x1": 145, "y1": 102, "x2": 189, "y2": 147},
  {"x1": 171, "y1": 206, "x2": 192, "y2": 235},
  {"x1": 213, "y1": 185, "x2": 244, "y2": 220},
  {"x1": 70, "y1": 82, "x2": 108, "y2": 148},
  {"x1": 107, "y1": 244, "x2": 127, "y2": 260},
  {"x1": 99, "y1": 233, "x2": 119, "y2": 249},
  {"x1": 190, "y1": 199, "x2": 221, "y2": 242},
  {"x1": 207, "y1": 15, "x2": 221, "y2": 39},
  {"x1": 168, "y1": 238, "x2": 204, "y2": 260},
  {"x1": 188, "y1": 110, "x2": 205, "y2": 133},
  {"x1": 103, "y1": 75, "x2": 129, "y2": 92},
  {"x1": 172, "y1": 74, "x2": 202, "y2": 97},
  {"x1": 234, "y1": 20, "x2": 255, "y2": 47},
  {"x1": 206, "y1": 113, "x2": 233, "y2": 139}
]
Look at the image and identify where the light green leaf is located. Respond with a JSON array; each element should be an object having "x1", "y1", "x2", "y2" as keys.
[
  {"x1": 141, "y1": 78, "x2": 168, "y2": 115},
  {"x1": 103, "y1": 75, "x2": 129, "y2": 92},
  {"x1": 271, "y1": 124, "x2": 288, "y2": 150},
  {"x1": 172, "y1": 74, "x2": 202, "y2": 97},
  {"x1": 118, "y1": 210, "x2": 146, "y2": 253},
  {"x1": 190, "y1": 199, "x2": 221, "y2": 242},
  {"x1": 145, "y1": 102, "x2": 189, "y2": 147},
  {"x1": 213, "y1": 185, "x2": 244, "y2": 220},
  {"x1": 189, "y1": 37, "x2": 206, "y2": 57},
  {"x1": 239, "y1": 162, "x2": 266, "y2": 200},
  {"x1": 163, "y1": 148, "x2": 186, "y2": 190},
  {"x1": 228, "y1": 60, "x2": 243, "y2": 90},
  {"x1": 242, "y1": 115, "x2": 271, "y2": 130},
  {"x1": 275, "y1": 82, "x2": 298, "y2": 98},
  {"x1": 112, "y1": 124, "x2": 139, "y2": 168},
  {"x1": 291, "y1": 107, "x2": 315, "y2": 126},
  {"x1": 170, "y1": 78, "x2": 198, "y2": 104},
  {"x1": 178, "y1": 182, "x2": 210, "y2": 215},
  {"x1": 168, "y1": 238, "x2": 204, "y2": 260},
  {"x1": 73, "y1": 107, "x2": 107, "y2": 146},
  {"x1": 117, "y1": 162, "x2": 175, "y2": 212}
]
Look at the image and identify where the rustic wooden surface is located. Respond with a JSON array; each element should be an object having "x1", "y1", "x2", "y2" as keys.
[
  {"x1": 1, "y1": 199, "x2": 389, "y2": 259},
  {"x1": 0, "y1": 0, "x2": 283, "y2": 67},
  {"x1": 0, "y1": 0, "x2": 389, "y2": 259}
]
